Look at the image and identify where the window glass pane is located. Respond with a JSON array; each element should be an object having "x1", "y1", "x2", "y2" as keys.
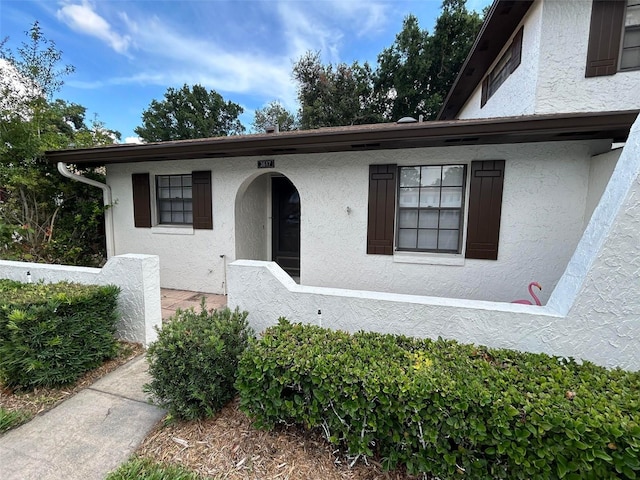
[
  {"x1": 172, "y1": 211, "x2": 184, "y2": 223},
  {"x1": 171, "y1": 199, "x2": 184, "y2": 212},
  {"x1": 417, "y1": 230, "x2": 438, "y2": 250},
  {"x1": 623, "y1": 28, "x2": 640, "y2": 47},
  {"x1": 160, "y1": 211, "x2": 172, "y2": 223},
  {"x1": 183, "y1": 199, "x2": 193, "y2": 212},
  {"x1": 398, "y1": 229, "x2": 417, "y2": 249},
  {"x1": 438, "y1": 230, "x2": 459, "y2": 251},
  {"x1": 440, "y1": 187, "x2": 463, "y2": 207},
  {"x1": 398, "y1": 210, "x2": 418, "y2": 228},
  {"x1": 169, "y1": 187, "x2": 183, "y2": 199},
  {"x1": 182, "y1": 175, "x2": 192, "y2": 187},
  {"x1": 400, "y1": 167, "x2": 420, "y2": 187},
  {"x1": 399, "y1": 188, "x2": 419, "y2": 207},
  {"x1": 621, "y1": 46, "x2": 640, "y2": 69},
  {"x1": 185, "y1": 212, "x2": 193, "y2": 224},
  {"x1": 418, "y1": 210, "x2": 439, "y2": 228},
  {"x1": 420, "y1": 166, "x2": 442, "y2": 186},
  {"x1": 170, "y1": 176, "x2": 183, "y2": 187},
  {"x1": 158, "y1": 176, "x2": 170, "y2": 187},
  {"x1": 158, "y1": 187, "x2": 170, "y2": 199},
  {"x1": 159, "y1": 199, "x2": 172, "y2": 211},
  {"x1": 419, "y1": 187, "x2": 440, "y2": 207},
  {"x1": 442, "y1": 166, "x2": 464, "y2": 186},
  {"x1": 439, "y1": 210, "x2": 460, "y2": 229},
  {"x1": 183, "y1": 186, "x2": 192, "y2": 199},
  {"x1": 626, "y1": 4, "x2": 640, "y2": 27}
]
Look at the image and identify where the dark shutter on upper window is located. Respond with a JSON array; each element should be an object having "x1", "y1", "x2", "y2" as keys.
[
  {"x1": 192, "y1": 170, "x2": 213, "y2": 230},
  {"x1": 465, "y1": 160, "x2": 505, "y2": 260},
  {"x1": 585, "y1": 0, "x2": 626, "y2": 77},
  {"x1": 132, "y1": 173, "x2": 152, "y2": 228},
  {"x1": 367, "y1": 164, "x2": 397, "y2": 255},
  {"x1": 509, "y1": 27, "x2": 524, "y2": 74}
]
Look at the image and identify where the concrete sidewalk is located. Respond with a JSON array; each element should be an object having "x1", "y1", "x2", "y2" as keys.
[{"x1": 0, "y1": 356, "x2": 165, "y2": 480}]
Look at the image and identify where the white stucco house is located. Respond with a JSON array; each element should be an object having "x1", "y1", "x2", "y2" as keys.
[{"x1": 46, "y1": 0, "x2": 640, "y2": 369}]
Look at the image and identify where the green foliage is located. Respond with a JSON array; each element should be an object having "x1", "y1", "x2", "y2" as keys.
[
  {"x1": 236, "y1": 320, "x2": 640, "y2": 479},
  {"x1": 1, "y1": 21, "x2": 120, "y2": 267},
  {"x1": 0, "y1": 406, "x2": 31, "y2": 433},
  {"x1": 105, "y1": 457, "x2": 204, "y2": 480},
  {"x1": 134, "y1": 84, "x2": 245, "y2": 142},
  {"x1": 251, "y1": 100, "x2": 297, "y2": 133},
  {"x1": 145, "y1": 304, "x2": 253, "y2": 420},
  {"x1": 0, "y1": 280, "x2": 120, "y2": 389},
  {"x1": 293, "y1": 51, "x2": 382, "y2": 129}
]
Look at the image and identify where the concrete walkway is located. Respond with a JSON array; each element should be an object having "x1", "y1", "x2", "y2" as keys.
[
  {"x1": 0, "y1": 289, "x2": 227, "y2": 479},
  {"x1": 0, "y1": 356, "x2": 165, "y2": 479}
]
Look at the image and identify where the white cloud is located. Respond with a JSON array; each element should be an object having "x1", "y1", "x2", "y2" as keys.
[
  {"x1": 124, "y1": 136, "x2": 143, "y2": 144},
  {"x1": 57, "y1": 1, "x2": 131, "y2": 54}
]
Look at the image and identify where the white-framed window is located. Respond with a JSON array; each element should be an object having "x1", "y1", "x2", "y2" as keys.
[
  {"x1": 156, "y1": 174, "x2": 193, "y2": 225},
  {"x1": 396, "y1": 165, "x2": 466, "y2": 253}
]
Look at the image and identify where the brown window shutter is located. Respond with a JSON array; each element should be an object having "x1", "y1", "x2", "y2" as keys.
[
  {"x1": 465, "y1": 160, "x2": 505, "y2": 260},
  {"x1": 585, "y1": 0, "x2": 626, "y2": 77},
  {"x1": 367, "y1": 164, "x2": 397, "y2": 255},
  {"x1": 509, "y1": 27, "x2": 524, "y2": 74},
  {"x1": 192, "y1": 170, "x2": 213, "y2": 230},
  {"x1": 132, "y1": 173, "x2": 152, "y2": 228},
  {"x1": 481, "y1": 77, "x2": 489, "y2": 107}
]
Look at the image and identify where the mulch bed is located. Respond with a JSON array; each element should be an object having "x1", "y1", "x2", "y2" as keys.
[{"x1": 136, "y1": 398, "x2": 425, "y2": 480}]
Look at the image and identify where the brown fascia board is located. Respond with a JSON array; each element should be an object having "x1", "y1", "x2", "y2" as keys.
[
  {"x1": 45, "y1": 110, "x2": 639, "y2": 167},
  {"x1": 437, "y1": 0, "x2": 535, "y2": 120}
]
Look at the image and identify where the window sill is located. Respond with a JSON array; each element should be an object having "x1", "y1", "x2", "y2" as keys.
[
  {"x1": 151, "y1": 225, "x2": 194, "y2": 235},
  {"x1": 393, "y1": 250, "x2": 465, "y2": 266}
]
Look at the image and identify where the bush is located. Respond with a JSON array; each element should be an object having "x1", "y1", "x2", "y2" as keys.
[
  {"x1": 0, "y1": 280, "x2": 120, "y2": 389},
  {"x1": 145, "y1": 304, "x2": 253, "y2": 420},
  {"x1": 236, "y1": 320, "x2": 640, "y2": 479}
]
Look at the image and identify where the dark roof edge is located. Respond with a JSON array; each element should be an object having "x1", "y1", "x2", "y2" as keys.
[
  {"x1": 45, "y1": 110, "x2": 639, "y2": 166},
  {"x1": 437, "y1": 0, "x2": 535, "y2": 120}
]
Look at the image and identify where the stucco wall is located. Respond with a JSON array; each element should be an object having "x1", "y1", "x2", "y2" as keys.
[
  {"x1": 0, "y1": 254, "x2": 161, "y2": 346},
  {"x1": 107, "y1": 140, "x2": 610, "y2": 303},
  {"x1": 458, "y1": 0, "x2": 640, "y2": 120},
  {"x1": 226, "y1": 115, "x2": 640, "y2": 371},
  {"x1": 235, "y1": 173, "x2": 269, "y2": 261},
  {"x1": 584, "y1": 148, "x2": 621, "y2": 228}
]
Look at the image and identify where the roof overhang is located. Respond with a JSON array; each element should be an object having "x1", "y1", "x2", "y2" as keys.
[
  {"x1": 45, "y1": 110, "x2": 639, "y2": 167},
  {"x1": 437, "y1": 0, "x2": 535, "y2": 120}
]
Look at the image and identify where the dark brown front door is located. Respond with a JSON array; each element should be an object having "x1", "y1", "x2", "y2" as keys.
[{"x1": 272, "y1": 177, "x2": 300, "y2": 277}]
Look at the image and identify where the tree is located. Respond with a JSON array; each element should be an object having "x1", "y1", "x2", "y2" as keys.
[
  {"x1": 0, "y1": 22, "x2": 120, "y2": 266},
  {"x1": 134, "y1": 84, "x2": 245, "y2": 142},
  {"x1": 375, "y1": 0, "x2": 482, "y2": 121},
  {"x1": 252, "y1": 101, "x2": 297, "y2": 133},
  {"x1": 293, "y1": 51, "x2": 382, "y2": 129}
]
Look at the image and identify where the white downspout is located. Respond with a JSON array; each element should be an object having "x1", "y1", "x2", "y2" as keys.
[{"x1": 57, "y1": 162, "x2": 115, "y2": 259}]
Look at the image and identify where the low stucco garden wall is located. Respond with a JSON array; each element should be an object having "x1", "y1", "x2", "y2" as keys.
[
  {"x1": 228, "y1": 114, "x2": 640, "y2": 371},
  {"x1": 0, "y1": 254, "x2": 162, "y2": 346}
]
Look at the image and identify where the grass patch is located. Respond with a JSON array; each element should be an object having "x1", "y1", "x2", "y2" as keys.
[
  {"x1": 0, "y1": 406, "x2": 31, "y2": 433},
  {"x1": 106, "y1": 457, "x2": 206, "y2": 480}
]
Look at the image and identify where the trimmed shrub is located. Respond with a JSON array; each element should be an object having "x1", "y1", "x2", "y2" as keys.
[
  {"x1": 236, "y1": 320, "x2": 640, "y2": 479},
  {"x1": 145, "y1": 305, "x2": 253, "y2": 420},
  {"x1": 0, "y1": 280, "x2": 120, "y2": 389}
]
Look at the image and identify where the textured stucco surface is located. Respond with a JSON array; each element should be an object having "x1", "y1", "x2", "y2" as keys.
[
  {"x1": 584, "y1": 148, "x2": 620, "y2": 228},
  {"x1": 107, "y1": 140, "x2": 610, "y2": 303},
  {"x1": 0, "y1": 254, "x2": 161, "y2": 346},
  {"x1": 458, "y1": 0, "x2": 640, "y2": 120},
  {"x1": 228, "y1": 115, "x2": 640, "y2": 371}
]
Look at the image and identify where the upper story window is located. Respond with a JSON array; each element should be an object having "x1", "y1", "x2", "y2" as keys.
[
  {"x1": 156, "y1": 174, "x2": 193, "y2": 225},
  {"x1": 586, "y1": 0, "x2": 640, "y2": 76},
  {"x1": 397, "y1": 165, "x2": 466, "y2": 253},
  {"x1": 481, "y1": 27, "x2": 523, "y2": 107},
  {"x1": 621, "y1": 0, "x2": 640, "y2": 70}
]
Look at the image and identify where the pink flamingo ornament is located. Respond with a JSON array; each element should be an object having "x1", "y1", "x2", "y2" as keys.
[{"x1": 512, "y1": 282, "x2": 542, "y2": 305}]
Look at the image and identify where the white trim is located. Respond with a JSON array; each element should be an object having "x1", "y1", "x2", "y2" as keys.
[
  {"x1": 151, "y1": 225, "x2": 194, "y2": 235},
  {"x1": 393, "y1": 251, "x2": 465, "y2": 266}
]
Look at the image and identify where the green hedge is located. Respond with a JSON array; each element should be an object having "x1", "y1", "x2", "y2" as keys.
[
  {"x1": 236, "y1": 320, "x2": 640, "y2": 479},
  {"x1": 145, "y1": 305, "x2": 253, "y2": 420},
  {"x1": 0, "y1": 279, "x2": 120, "y2": 389}
]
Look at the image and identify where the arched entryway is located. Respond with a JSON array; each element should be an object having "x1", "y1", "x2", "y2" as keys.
[{"x1": 235, "y1": 173, "x2": 301, "y2": 279}]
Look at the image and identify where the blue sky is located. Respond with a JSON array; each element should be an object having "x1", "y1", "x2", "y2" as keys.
[{"x1": 1, "y1": 0, "x2": 490, "y2": 142}]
